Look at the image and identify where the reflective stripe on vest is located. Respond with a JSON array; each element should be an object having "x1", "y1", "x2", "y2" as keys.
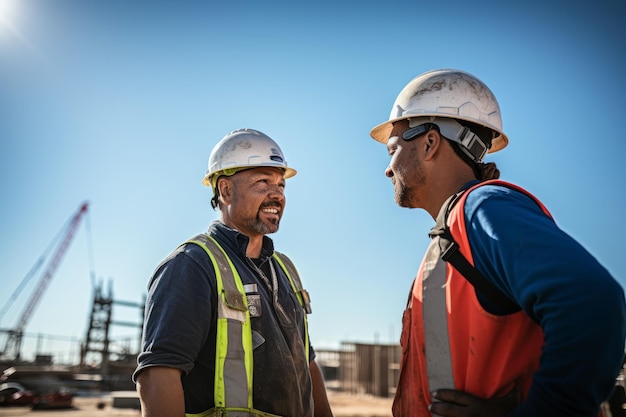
[
  {"x1": 422, "y1": 237, "x2": 455, "y2": 400},
  {"x1": 189, "y1": 234, "x2": 253, "y2": 414},
  {"x1": 186, "y1": 234, "x2": 310, "y2": 417}
]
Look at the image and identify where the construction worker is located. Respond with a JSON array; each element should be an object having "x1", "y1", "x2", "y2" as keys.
[
  {"x1": 369, "y1": 69, "x2": 626, "y2": 416},
  {"x1": 133, "y1": 128, "x2": 333, "y2": 417}
]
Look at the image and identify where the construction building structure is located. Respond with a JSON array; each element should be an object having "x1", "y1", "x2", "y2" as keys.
[{"x1": 317, "y1": 343, "x2": 401, "y2": 398}]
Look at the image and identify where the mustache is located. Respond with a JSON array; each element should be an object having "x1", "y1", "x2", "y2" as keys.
[{"x1": 260, "y1": 202, "x2": 283, "y2": 210}]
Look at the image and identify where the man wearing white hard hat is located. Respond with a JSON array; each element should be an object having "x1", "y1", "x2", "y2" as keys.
[
  {"x1": 370, "y1": 69, "x2": 625, "y2": 416},
  {"x1": 134, "y1": 129, "x2": 333, "y2": 417}
]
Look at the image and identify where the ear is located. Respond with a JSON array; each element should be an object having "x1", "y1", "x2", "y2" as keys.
[
  {"x1": 423, "y1": 130, "x2": 442, "y2": 161},
  {"x1": 217, "y1": 177, "x2": 233, "y2": 204}
]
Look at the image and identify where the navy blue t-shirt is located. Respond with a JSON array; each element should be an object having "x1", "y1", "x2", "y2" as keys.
[{"x1": 134, "y1": 221, "x2": 314, "y2": 416}]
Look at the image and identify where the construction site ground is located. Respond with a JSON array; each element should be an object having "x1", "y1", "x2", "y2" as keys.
[{"x1": 0, "y1": 391, "x2": 394, "y2": 417}]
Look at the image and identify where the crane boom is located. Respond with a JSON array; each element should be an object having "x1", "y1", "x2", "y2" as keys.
[{"x1": 14, "y1": 202, "x2": 89, "y2": 333}]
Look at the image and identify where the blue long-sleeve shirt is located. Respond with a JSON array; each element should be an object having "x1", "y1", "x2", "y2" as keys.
[{"x1": 463, "y1": 182, "x2": 626, "y2": 416}]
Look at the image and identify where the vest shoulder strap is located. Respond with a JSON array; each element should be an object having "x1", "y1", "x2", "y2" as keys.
[
  {"x1": 273, "y1": 251, "x2": 311, "y2": 365},
  {"x1": 274, "y1": 251, "x2": 312, "y2": 314},
  {"x1": 431, "y1": 189, "x2": 519, "y2": 313},
  {"x1": 188, "y1": 233, "x2": 247, "y2": 310}
]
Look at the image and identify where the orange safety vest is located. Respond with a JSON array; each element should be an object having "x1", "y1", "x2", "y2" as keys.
[{"x1": 393, "y1": 180, "x2": 548, "y2": 416}]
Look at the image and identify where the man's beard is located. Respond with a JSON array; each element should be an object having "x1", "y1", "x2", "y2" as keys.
[
  {"x1": 395, "y1": 183, "x2": 412, "y2": 208},
  {"x1": 393, "y1": 164, "x2": 425, "y2": 209},
  {"x1": 395, "y1": 180, "x2": 422, "y2": 209},
  {"x1": 247, "y1": 216, "x2": 280, "y2": 235}
]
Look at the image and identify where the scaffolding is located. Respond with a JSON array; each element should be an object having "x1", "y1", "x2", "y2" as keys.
[
  {"x1": 317, "y1": 342, "x2": 401, "y2": 397},
  {"x1": 80, "y1": 280, "x2": 144, "y2": 375}
]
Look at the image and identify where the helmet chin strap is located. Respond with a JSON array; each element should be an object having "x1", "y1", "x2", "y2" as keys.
[
  {"x1": 211, "y1": 190, "x2": 220, "y2": 210},
  {"x1": 402, "y1": 123, "x2": 438, "y2": 141},
  {"x1": 407, "y1": 117, "x2": 490, "y2": 163}
]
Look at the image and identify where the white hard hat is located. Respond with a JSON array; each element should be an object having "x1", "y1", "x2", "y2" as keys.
[
  {"x1": 370, "y1": 69, "x2": 508, "y2": 158},
  {"x1": 202, "y1": 128, "x2": 296, "y2": 187}
]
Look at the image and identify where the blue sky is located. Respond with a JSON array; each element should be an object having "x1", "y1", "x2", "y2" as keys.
[{"x1": 1, "y1": 0, "x2": 624, "y2": 363}]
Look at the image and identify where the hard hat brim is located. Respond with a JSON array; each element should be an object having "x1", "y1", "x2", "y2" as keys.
[
  {"x1": 202, "y1": 165, "x2": 297, "y2": 187},
  {"x1": 369, "y1": 116, "x2": 508, "y2": 154}
]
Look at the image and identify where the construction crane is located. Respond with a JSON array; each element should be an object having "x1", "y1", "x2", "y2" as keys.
[{"x1": 0, "y1": 202, "x2": 90, "y2": 362}]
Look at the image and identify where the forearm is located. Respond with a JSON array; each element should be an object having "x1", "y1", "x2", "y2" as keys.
[
  {"x1": 513, "y1": 308, "x2": 624, "y2": 415},
  {"x1": 310, "y1": 360, "x2": 334, "y2": 417},
  {"x1": 137, "y1": 366, "x2": 185, "y2": 417},
  {"x1": 514, "y1": 262, "x2": 625, "y2": 415}
]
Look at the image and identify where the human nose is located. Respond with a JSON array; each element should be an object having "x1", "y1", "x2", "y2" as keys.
[
  {"x1": 385, "y1": 164, "x2": 393, "y2": 178},
  {"x1": 268, "y1": 184, "x2": 285, "y2": 200}
]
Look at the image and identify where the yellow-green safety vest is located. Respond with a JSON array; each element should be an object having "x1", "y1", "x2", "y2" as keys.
[{"x1": 185, "y1": 233, "x2": 311, "y2": 417}]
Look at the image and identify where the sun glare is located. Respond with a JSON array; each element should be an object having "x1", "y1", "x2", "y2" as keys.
[
  {"x1": 0, "y1": 0, "x2": 46, "y2": 62},
  {"x1": 0, "y1": 0, "x2": 16, "y2": 34},
  {"x1": 0, "y1": 0, "x2": 14, "y2": 23}
]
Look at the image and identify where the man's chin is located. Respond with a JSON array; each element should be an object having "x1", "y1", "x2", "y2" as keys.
[
  {"x1": 253, "y1": 221, "x2": 280, "y2": 235},
  {"x1": 395, "y1": 195, "x2": 408, "y2": 207},
  {"x1": 267, "y1": 221, "x2": 280, "y2": 234},
  {"x1": 264, "y1": 226, "x2": 279, "y2": 235}
]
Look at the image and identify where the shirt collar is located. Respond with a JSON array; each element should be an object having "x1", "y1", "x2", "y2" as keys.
[
  {"x1": 209, "y1": 220, "x2": 275, "y2": 261},
  {"x1": 459, "y1": 179, "x2": 481, "y2": 193}
]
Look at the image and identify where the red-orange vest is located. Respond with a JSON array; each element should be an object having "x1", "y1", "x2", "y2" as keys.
[{"x1": 393, "y1": 180, "x2": 549, "y2": 417}]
